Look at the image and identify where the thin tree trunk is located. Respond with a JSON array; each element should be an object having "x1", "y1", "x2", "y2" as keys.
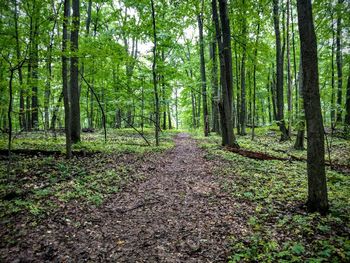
[
  {"x1": 336, "y1": 0, "x2": 343, "y2": 124},
  {"x1": 62, "y1": 0, "x2": 72, "y2": 158},
  {"x1": 331, "y1": 6, "x2": 336, "y2": 128},
  {"x1": 31, "y1": 5, "x2": 39, "y2": 130},
  {"x1": 252, "y1": 22, "x2": 260, "y2": 140},
  {"x1": 175, "y1": 88, "x2": 179, "y2": 129},
  {"x1": 70, "y1": 0, "x2": 81, "y2": 143},
  {"x1": 210, "y1": 30, "x2": 219, "y2": 133},
  {"x1": 7, "y1": 70, "x2": 14, "y2": 179},
  {"x1": 198, "y1": 7, "x2": 210, "y2": 137},
  {"x1": 167, "y1": 103, "x2": 172, "y2": 129},
  {"x1": 151, "y1": 0, "x2": 159, "y2": 146},
  {"x1": 291, "y1": 0, "x2": 298, "y2": 121},
  {"x1": 267, "y1": 72, "x2": 272, "y2": 124},
  {"x1": 50, "y1": 92, "x2": 63, "y2": 131},
  {"x1": 294, "y1": 58, "x2": 305, "y2": 150},
  {"x1": 345, "y1": 66, "x2": 350, "y2": 130},
  {"x1": 13, "y1": 0, "x2": 25, "y2": 130},
  {"x1": 273, "y1": 0, "x2": 289, "y2": 141},
  {"x1": 234, "y1": 41, "x2": 241, "y2": 134},
  {"x1": 286, "y1": 0, "x2": 292, "y2": 137}
]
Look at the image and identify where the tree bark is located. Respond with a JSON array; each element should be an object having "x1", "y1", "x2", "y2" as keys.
[
  {"x1": 252, "y1": 21, "x2": 260, "y2": 140},
  {"x1": 297, "y1": 0, "x2": 328, "y2": 214},
  {"x1": 215, "y1": 0, "x2": 238, "y2": 147},
  {"x1": 330, "y1": 5, "x2": 336, "y2": 128},
  {"x1": 336, "y1": 0, "x2": 344, "y2": 124},
  {"x1": 273, "y1": 0, "x2": 289, "y2": 141},
  {"x1": 70, "y1": 0, "x2": 81, "y2": 143},
  {"x1": 62, "y1": 0, "x2": 72, "y2": 158},
  {"x1": 31, "y1": 2, "x2": 39, "y2": 130},
  {"x1": 344, "y1": 66, "x2": 350, "y2": 130},
  {"x1": 13, "y1": 0, "x2": 25, "y2": 130},
  {"x1": 151, "y1": 0, "x2": 159, "y2": 146},
  {"x1": 210, "y1": 28, "x2": 219, "y2": 133},
  {"x1": 294, "y1": 58, "x2": 305, "y2": 150},
  {"x1": 286, "y1": 0, "x2": 292, "y2": 137},
  {"x1": 198, "y1": 7, "x2": 209, "y2": 137}
]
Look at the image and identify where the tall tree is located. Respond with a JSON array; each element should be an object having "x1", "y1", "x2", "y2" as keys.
[
  {"x1": 239, "y1": 0, "x2": 247, "y2": 136},
  {"x1": 297, "y1": 0, "x2": 329, "y2": 214},
  {"x1": 215, "y1": 0, "x2": 238, "y2": 147},
  {"x1": 336, "y1": 0, "x2": 344, "y2": 124},
  {"x1": 62, "y1": 0, "x2": 72, "y2": 158},
  {"x1": 286, "y1": 0, "x2": 292, "y2": 137},
  {"x1": 252, "y1": 20, "x2": 261, "y2": 140},
  {"x1": 198, "y1": 0, "x2": 209, "y2": 137},
  {"x1": 210, "y1": 26, "x2": 219, "y2": 133},
  {"x1": 30, "y1": 1, "x2": 40, "y2": 130},
  {"x1": 273, "y1": 0, "x2": 289, "y2": 141},
  {"x1": 151, "y1": 0, "x2": 159, "y2": 146},
  {"x1": 13, "y1": 0, "x2": 25, "y2": 130},
  {"x1": 70, "y1": 0, "x2": 81, "y2": 143}
]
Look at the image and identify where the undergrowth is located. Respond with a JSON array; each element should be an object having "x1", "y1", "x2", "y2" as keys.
[
  {"x1": 0, "y1": 129, "x2": 177, "y2": 219},
  {"x1": 196, "y1": 127, "x2": 350, "y2": 262}
]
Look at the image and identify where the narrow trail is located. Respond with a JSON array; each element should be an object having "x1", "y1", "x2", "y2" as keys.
[{"x1": 7, "y1": 134, "x2": 250, "y2": 262}]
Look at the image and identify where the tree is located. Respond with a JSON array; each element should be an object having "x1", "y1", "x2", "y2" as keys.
[
  {"x1": 297, "y1": 0, "x2": 329, "y2": 214},
  {"x1": 70, "y1": 0, "x2": 81, "y2": 143},
  {"x1": 336, "y1": 0, "x2": 344, "y2": 124},
  {"x1": 151, "y1": 0, "x2": 160, "y2": 146},
  {"x1": 273, "y1": 0, "x2": 289, "y2": 141},
  {"x1": 62, "y1": 0, "x2": 72, "y2": 158},
  {"x1": 239, "y1": 0, "x2": 247, "y2": 136},
  {"x1": 197, "y1": 0, "x2": 209, "y2": 137},
  {"x1": 345, "y1": 66, "x2": 350, "y2": 131},
  {"x1": 210, "y1": 24, "x2": 219, "y2": 133},
  {"x1": 214, "y1": 0, "x2": 238, "y2": 147}
]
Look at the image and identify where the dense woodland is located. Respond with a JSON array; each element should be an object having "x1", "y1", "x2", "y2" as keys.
[{"x1": 0, "y1": 0, "x2": 349, "y2": 262}]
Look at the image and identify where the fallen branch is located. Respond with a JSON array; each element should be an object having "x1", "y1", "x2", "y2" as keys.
[{"x1": 224, "y1": 146, "x2": 350, "y2": 175}]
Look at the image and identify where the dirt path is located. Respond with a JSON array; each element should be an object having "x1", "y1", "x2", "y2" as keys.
[{"x1": 4, "y1": 134, "x2": 249, "y2": 262}]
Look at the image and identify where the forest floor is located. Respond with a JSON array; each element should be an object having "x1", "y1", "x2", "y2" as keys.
[{"x1": 0, "y1": 128, "x2": 349, "y2": 262}]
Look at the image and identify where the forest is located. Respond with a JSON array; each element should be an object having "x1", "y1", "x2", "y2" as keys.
[{"x1": 0, "y1": 0, "x2": 349, "y2": 262}]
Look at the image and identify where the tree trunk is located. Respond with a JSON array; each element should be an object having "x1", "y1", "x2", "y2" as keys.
[
  {"x1": 297, "y1": 0, "x2": 328, "y2": 214},
  {"x1": 217, "y1": 0, "x2": 238, "y2": 147},
  {"x1": 240, "y1": 46, "x2": 247, "y2": 135},
  {"x1": 210, "y1": 32, "x2": 219, "y2": 133},
  {"x1": 234, "y1": 42, "x2": 241, "y2": 134},
  {"x1": 70, "y1": 0, "x2": 81, "y2": 143},
  {"x1": 273, "y1": 0, "x2": 289, "y2": 141},
  {"x1": 252, "y1": 21, "x2": 260, "y2": 140},
  {"x1": 167, "y1": 103, "x2": 172, "y2": 129},
  {"x1": 175, "y1": 88, "x2": 179, "y2": 129},
  {"x1": 294, "y1": 59, "x2": 305, "y2": 150},
  {"x1": 286, "y1": 0, "x2": 292, "y2": 137},
  {"x1": 62, "y1": 0, "x2": 72, "y2": 158},
  {"x1": 198, "y1": 8, "x2": 209, "y2": 137},
  {"x1": 330, "y1": 6, "x2": 336, "y2": 129},
  {"x1": 31, "y1": 7, "x2": 39, "y2": 130},
  {"x1": 151, "y1": 0, "x2": 159, "y2": 146},
  {"x1": 336, "y1": 0, "x2": 343, "y2": 124},
  {"x1": 14, "y1": 0, "x2": 25, "y2": 130},
  {"x1": 291, "y1": 2, "x2": 298, "y2": 121},
  {"x1": 344, "y1": 66, "x2": 350, "y2": 131},
  {"x1": 266, "y1": 70, "x2": 272, "y2": 124}
]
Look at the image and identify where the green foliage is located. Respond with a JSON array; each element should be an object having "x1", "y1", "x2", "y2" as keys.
[
  {"x1": 196, "y1": 127, "x2": 350, "y2": 262},
  {"x1": 0, "y1": 129, "x2": 177, "y2": 218}
]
